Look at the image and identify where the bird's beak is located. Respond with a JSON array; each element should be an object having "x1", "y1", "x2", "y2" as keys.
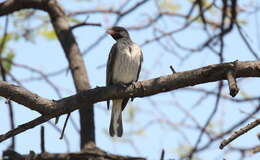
[{"x1": 106, "y1": 28, "x2": 116, "y2": 35}]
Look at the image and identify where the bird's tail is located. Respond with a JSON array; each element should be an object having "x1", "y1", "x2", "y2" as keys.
[{"x1": 109, "y1": 99, "x2": 123, "y2": 137}]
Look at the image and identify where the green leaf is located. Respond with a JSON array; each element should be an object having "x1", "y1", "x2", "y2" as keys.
[
  {"x1": 3, "y1": 51, "x2": 15, "y2": 72},
  {"x1": 40, "y1": 30, "x2": 57, "y2": 40},
  {"x1": 0, "y1": 33, "x2": 13, "y2": 44},
  {"x1": 0, "y1": 33, "x2": 14, "y2": 54},
  {"x1": 69, "y1": 17, "x2": 82, "y2": 24}
]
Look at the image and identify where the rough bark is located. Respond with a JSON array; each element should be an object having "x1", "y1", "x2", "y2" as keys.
[
  {"x1": 1, "y1": 60, "x2": 260, "y2": 117},
  {"x1": 44, "y1": 0, "x2": 95, "y2": 148},
  {"x1": 0, "y1": 60, "x2": 260, "y2": 143},
  {"x1": 3, "y1": 143, "x2": 145, "y2": 160},
  {"x1": 0, "y1": 0, "x2": 95, "y2": 147}
]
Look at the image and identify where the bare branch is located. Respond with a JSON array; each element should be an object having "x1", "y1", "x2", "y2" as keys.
[
  {"x1": 0, "y1": 61, "x2": 259, "y2": 142},
  {"x1": 0, "y1": 0, "x2": 96, "y2": 146},
  {"x1": 0, "y1": 60, "x2": 260, "y2": 116},
  {"x1": 220, "y1": 118, "x2": 260, "y2": 149},
  {"x1": 187, "y1": 104, "x2": 260, "y2": 157},
  {"x1": 226, "y1": 61, "x2": 239, "y2": 97},
  {"x1": 0, "y1": 115, "x2": 52, "y2": 143},
  {"x1": 227, "y1": 71, "x2": 239, "y2": 97},
  {"x1": 251, "y1": 145, "x2": 260, "y2": 154},
  {"x1": 0, "y1": 80, "x2": 55, "y2": 114},
  {"x1": 3, "y1": 147, "x2": 146, "y2": 160},
  {"x1": 0, "y1": 14, "x2": 16, "y2": 150},
  {"x1": 160, "y1": 149, "x2": 165, "y2": 160},
  {"x1": 40, "y1": 126, "x2": 45, "y2": 153},
  {"x1": 70, "y1": 22, "x2": 102, "y2": 30},
  {"x1": 188, "y1": 81, "x2": 223, "y2": 159}
]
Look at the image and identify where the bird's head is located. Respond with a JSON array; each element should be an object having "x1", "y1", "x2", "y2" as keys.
[{"x1": 106, "y1": 26, "x2": 130, "y2": 41}]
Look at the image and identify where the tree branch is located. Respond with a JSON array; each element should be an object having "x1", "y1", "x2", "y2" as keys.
[
  {"x1": 0, "y1": 115, "x2": 51, "y2": 142},
  {"x1": 0, "y1": 80, "x2": 55, "y2": 114},
  {"x1": 44, "y1": 0, "x2": 95, "y2": 146},
  {"x1": 0, "y1": 60, "x2": 260, "y2": 142},
  {"x1": 0, "y1": 0, "x2": 96, "y2": 146},
  {"x1": 3, "y1": 144, "x2": 146, "y2": 160},
  {"x1": 219, "y1": 118, "x2": 260, "y2": 149},
  {"x1": 0, "y1": 60, "x2": 260, "y2": 115}
]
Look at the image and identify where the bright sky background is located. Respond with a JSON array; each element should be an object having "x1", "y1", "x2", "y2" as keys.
[{"x1": 0, "y1": 0, "x2": 260, "y2": 159}]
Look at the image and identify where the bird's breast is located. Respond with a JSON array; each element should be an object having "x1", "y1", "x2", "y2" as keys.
[{"x1": 112, "y1": 43, "x2": 141, "y2": 83}]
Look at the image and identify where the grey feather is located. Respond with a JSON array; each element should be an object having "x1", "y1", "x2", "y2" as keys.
[
  {"x1": 106, "y1": 45, "x2": 117, "y2": 110},
  {"x1": 106, "y1": 27, "x2": 143, "y2": 137}
]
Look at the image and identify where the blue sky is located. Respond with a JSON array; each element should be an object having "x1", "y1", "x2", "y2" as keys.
[{"x1": 0, "y1": 0, "x2": 260, "y2": 159}]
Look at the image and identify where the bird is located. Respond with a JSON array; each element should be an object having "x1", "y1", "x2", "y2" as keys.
[{"x1": 106, "y1": 26, "x2": 143, "y2": 137}]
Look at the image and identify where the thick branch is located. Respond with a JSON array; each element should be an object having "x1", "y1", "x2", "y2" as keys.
[
  {"x1": 3, "y1": 145, "x2": 145, "y2": 160},
  {"x1": 0, "y1": 0, "x2": 95, "y2": 145},
  {"x1": 1, "y1": 60, "x2": 260, "y2": 116},
  {"x1": 0, "y1": 81, "x2": 55, "y2": 114},
  {"x1": 44, "y1": 0, "x2": 95, "y2": 146},
  {"x1": 0, "y1": 61, "x2": 260, "y2": 142},
  {"x1": 0, "y1": 0, "x2": 48, "y2": 16},
  {"x1": 0, "y1": 60, "x2": 259, "y2": 114}
]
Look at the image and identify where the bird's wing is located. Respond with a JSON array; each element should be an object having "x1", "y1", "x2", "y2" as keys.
[
  {"x1": 136, "y1": 50, "x2": 143, "y2": 82},
  {"x1": 130, "y1": 47, "x2": 143, "y2": 103},
  {"x1": 124, "y1": 46, "x2": 143, "y2": 110},
  {"x1": 106, "y1": 44, "x2": 117, "y2": 110}
]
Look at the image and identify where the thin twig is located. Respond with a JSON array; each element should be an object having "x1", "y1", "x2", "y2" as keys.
[
  {"x1": 219, "y1": 118, "x2": 260, "y2": 149},
  {"x1": 181, "y1": 103, "x2": 260, "y2": 158},
  {"x1": 0, "y1": 61, "x2": 259, "y2": 143},
  {"x1": 59, "y1": 113, "x2": 70, "y2": 139},
  {"x1": 83, "y1": 0, "x2": 151, "y2": 55},
  {"x1": 40, "y1": 126, "x2": 45, "y2": 153},
  {"x1": 188, "y1": 81, "x2": 223, "y2": 159},
  {"x1": 0, "y1": 115, "x2": 51, "y2": 143},
  {"x1": 160, "y1": 149, "x2": 165, "y2": 160},
  {"x1": 169, "y1": 65, "x2": 176, "y2": 73},
  {"x1": 47, "y1": 121, "x2": 71, "y2": 152},
  {"x1": 0, "y1": 15, "x2": 15, "y2": 150},
  {"x1": 235, "y1": 22, "x2": 260, "y2": 60},
  {"x1": 70, "y1": 22, "x2": 101, "y2": 30}
]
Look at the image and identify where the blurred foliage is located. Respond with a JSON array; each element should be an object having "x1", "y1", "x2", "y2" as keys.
[
  {"x1": 159, "y1": 0, "x2": 181, "y2": 13},
  {"x1": 12, "y1": 10, "x2": 50, "y2": 42},
  {"x1": 0, "y1": 32, "x2": 15, "y2": 73},
  {"x1": 39, "y1": 29, "x2": 57, "y2": 40},
  {"x1": 0, "y1": 33, "x2": 13, "y2": 43},
  {"x1": 125, "y1": 103, "x2": 138, "y2": 122},
  {"x1": 174, "y1": 144, "x2": 201, "y2": 160},
  {"x1": 132, "y1": 128, "x2": 145, "y2": 136},
  {"x1": 69, "y1": 17, "x2": 82, "y2": 25},
  {"x1": 237, "y1": 19, "x2": 247, "y2": 25},
  {"x1": 15, "y1": 10, "x2": 35, "y2": 20},
  {"x1": 3, "y1": 51, "x2": 15, "y2": 73},
  {"x1": 0, "y1": 33, "x2": 13, "y2": 53}
]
